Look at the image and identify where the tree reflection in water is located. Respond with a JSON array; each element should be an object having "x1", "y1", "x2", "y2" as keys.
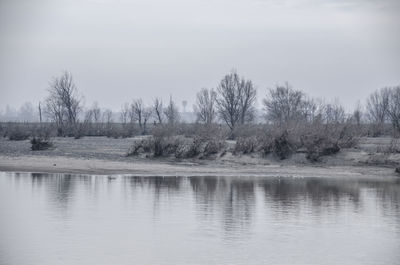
[{"x1": 8, "y1": 173, "x2": 400, "y2": 233}]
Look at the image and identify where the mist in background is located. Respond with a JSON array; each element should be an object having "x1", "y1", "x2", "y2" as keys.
[{"x1": 1, "y1": 0, "x2": 399, "y2": 118}]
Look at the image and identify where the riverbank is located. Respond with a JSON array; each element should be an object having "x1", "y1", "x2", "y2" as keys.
[{"x1": 0, "y1": 136, "x2": 399, "y2": 178}]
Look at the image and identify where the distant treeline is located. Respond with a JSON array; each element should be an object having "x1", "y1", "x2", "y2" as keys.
[{"x1": 1, "y1": 70, "x2": 400, "y2": 139}]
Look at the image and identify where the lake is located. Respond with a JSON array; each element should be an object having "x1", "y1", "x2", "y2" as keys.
[{"x1": 1, "y1": 172, "x2": 400, "y2": 265}]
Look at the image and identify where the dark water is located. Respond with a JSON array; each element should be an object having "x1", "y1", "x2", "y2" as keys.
[{"x1": 1, "y1": 172, "x2": 400, "y2": 265}]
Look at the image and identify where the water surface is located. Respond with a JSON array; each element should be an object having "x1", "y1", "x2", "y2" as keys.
[{"x1": 1, "y1": 172, "x2": 400, "y2": 265}]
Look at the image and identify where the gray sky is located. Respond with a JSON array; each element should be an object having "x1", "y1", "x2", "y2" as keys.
[{"x1": 1, "y1": 0, "x2": 399, "y2": 112}]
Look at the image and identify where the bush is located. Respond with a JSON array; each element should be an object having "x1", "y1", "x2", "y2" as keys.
[
  {"x1": 7, "y1": 126, "x2": 30, "y2": 141},
  {"x1": 377, "y1": 139, "x2": 400, "y2": 154},
  {"x1": 175, "y1": 138, "x2": 199, "y2": 158},
  {"x1": 257, "y1": 135, "x2": 274, "y2": 155},
  {"x1": 127, "y1": 133, "x2": 226, "y2": 159},
  {"x1": 234, "y1": 137, "x2": 257, "y2": 154},
  {"x1": 302, "y1": 135, "x2": 340, "y2": 162},
  {"x1": 270, "y1": 131, "x2": 296, "y2": 160},
  {"x1": 396, "y1": 167, "x2": 400, "y2": 174},
  {"x1": 127, "y1": 137, "x2": 155, "y2": 156},
  {"x1": 31, "y1": 137, "x2": 53, "y2": 151},
  {"x1": 203, "y1": 137, "x2": 226, "y2": 157},
  {"x1": 176, "y1": 136, "x2": 226, "y2": 159},
  {"x1": 336, "y1": 125, "x2": 359, "y2": 148}
]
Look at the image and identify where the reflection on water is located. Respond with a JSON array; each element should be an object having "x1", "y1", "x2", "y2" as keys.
[{"x1": 1, "y1": 172, "x2": 400, "y2": 265}]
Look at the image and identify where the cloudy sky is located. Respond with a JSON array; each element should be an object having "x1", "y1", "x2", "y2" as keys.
[{"x1": 0, "y1": 0, "x2": 399, "y2": 112}]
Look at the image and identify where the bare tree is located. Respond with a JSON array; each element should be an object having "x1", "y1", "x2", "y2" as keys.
[
  {"x1": 323, "y1": 100, "x2": 346, "y2": 124},
  {"x1": 128, "y1": 103, "x2": 136, "y2": 124},
  {"x1": 152, "y1": 98, "x2": 163, "y2": 124},
  {"x1": 44, "y1": 71, "x2": 81, "y2": 134},
  {"x1": 85, "y1": 102, "x2": 101, "y2": 124},
  {"x1": 142, "y1": 107, "x2": 153, "y2": 134},
  {"x1": 300, "y1": 97, "x2": 325, "y2": 123},
  {"x1": 387, "y1": 86, "x2": 400, "y2": 135},
  {"x1": 131, "y1": 99, "x2": 153, "y2": 134},
  {"x1": 239, "y1": 79, "x2": 257, "y2": 124},
  {"x1": 38, "y1": 102, "x2": 42, "y2": 123},
  {"x1": 352, "y1": 101, "x2": 363, "y2": 126},
  {"x1": 91, "y1": 102, "x2": 101, "y2": 123},
  {"x1": 131, "y1": 99, "x2": 144, "y2": 128},
  {"x1": 164, "y1": 96, "x2": 180, "y2": 125},
  {"x1": 263, "y1": 83, "x2": 305, "y2": 126},
  {"x1": 216, "y1": 71, "x2": 256, "y2": 131},
  {"x1": 366, "y1": 88, "x2": 390, "y2": 124},
  {"x1": 216, "y1": 72, "x2": 241, "y2": 130},
  {"x1": 194, "y1": 88, "x2": 217, "y2": 124},
  {"x1": 120, "y1": 103, "x2": 129, "y2": 125},
  {"x1": 84, "y1": 109, "x2": 94, "y2": 124},
  {"x1": 45, "y1": 94, "x2": 64, "y2": 128},
  {"x1": 102, "y1": 109, "x2": 113, "y2": 124},
  {"x1": 366, "y1": 87, "x2": 390, "y2": 135}
]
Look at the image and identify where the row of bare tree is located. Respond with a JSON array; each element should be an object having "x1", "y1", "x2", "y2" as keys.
[{"x1": 41, "y1": 71, "x2": 400, "y2": 137}]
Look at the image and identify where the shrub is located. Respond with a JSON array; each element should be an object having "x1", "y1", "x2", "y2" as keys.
[
  {"x1": 31, "y1": 137, "x2": 53, "y2": 151},
  {"x1": 257, "y1": 135, "x2": 274, "y2": 155},
  {"x1": 73, "y1": 124, "x2": 86, "y2": 139},
  {"x1": 7, "y1": 126, "x2": 30, "y2": 141},
  {"x1": 177, "y1": 136, "x2": 226, "y2": 159},
  {"x1": 336, "y1": 125, "x2": 359, "y2": 148},
  {"x1": 127, "y1": 137, "x2": 155, "y2": 156},
  {"x1": 203, "y1": 137, "x2": 226, "y2": 156},
  {"x1": 396, "y1": 167, "x2": 400, "y2": 174},
  {"x1": 175, "y1": 138, "x2": 198, "y2": 158},
  {"x1": 273, "y1": 131, "x2": 295, "y2": 160},
  {"x1": 302, "y1": 135, "x2": 340, "y2": 162},
  {"x1": 234, "y1": 137, "x2": 257, "y2": 154},
  {"x1": 128, "y1": 133, "x2": 226, "y2": 159},
  {"x1": 377, "y1": 139, "x2": 400, "y2": 154}
]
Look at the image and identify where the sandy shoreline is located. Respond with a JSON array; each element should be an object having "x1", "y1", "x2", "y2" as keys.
[
  {"x1": 0, "y1": 136, "x2": 399, "y2": 178},
  {"x1": 0, "y1": 154, "x2": 398, "y2": 179}
]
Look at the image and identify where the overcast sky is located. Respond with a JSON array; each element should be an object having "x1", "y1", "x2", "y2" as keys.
[{"x1": 1, "y1": 0, "x2": 399, "y2": 113}]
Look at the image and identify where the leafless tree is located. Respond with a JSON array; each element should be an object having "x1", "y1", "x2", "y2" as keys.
[
  {"x1": 142, "y1": 107, "x2": 153, "y2": 134},
  {"x1": 164, "y1": 96, "x2": 180, "y2": 125},
  {"x1": 85, "y1": 102, "x2": 101, "y2": 123},
  {"x1": 84, "y1": 109, "x2": 94, "y2": 124},
  {"x1": 44, "y1": 71, "x2": 81, "y2": 134},
  {"x1": 120, "y1": 103, "x2": 129, "y2": 125},
  {"x1": 387, "y1": 86, "x2": 400, "y2": 135},
  {"x1": 323, "y1": 100, "x2": 346, "y2": 124},
  {"x1": 366, "y1": 88, "x2": 390, "y2": 125},
  {"x1": 91, "y1": 102, "x2": 101, "y2": 123},
  {"x1": 352, "y1": 101, "x2": 363, "y2": 126},
  {"x1": 300, "y1": 97, "x2": 325, "y2": 123},
  {"x1": 131, "y1": 99, "x2": 144, "y2": 127},
  {"x1": 128, "y1": 103, "x2": 136, "y2": 124},
  {"x1": 38, "y1": 102, "x2": 42, "y2": 123},
  {"x1": 102, "y1": 109, "x2": 113, "y2": 124},
  {"x1": 45, "y1": 93, "x2": 64, "y2": 127},
  {"x1": 101, "y1": 109, "x2": 113, "y2": 133},
  {"x1": 366, "y1": 87, "x2": 390, "y2": 135},
  {"x1": 216, "y1": 72, "x2": 241, "y2": 130},
  {"x1": 239, "y1": 79, "x2": 257, "y2": 124},
  {"x1": 152, "y1": 98, "x2": 163, "y2": 124},
  {"x1": 216, "y1": 71, "x2": 256, "y2": 131},
  {"x1": 194, "y1": 88, "x2": 217, "y2": 124},
  {"x1": 263, "y1": 83, "x2": 305, "y2": 126},
  {"x1": 131, "y1": 99, "x2": 153, "y2": 134}
]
